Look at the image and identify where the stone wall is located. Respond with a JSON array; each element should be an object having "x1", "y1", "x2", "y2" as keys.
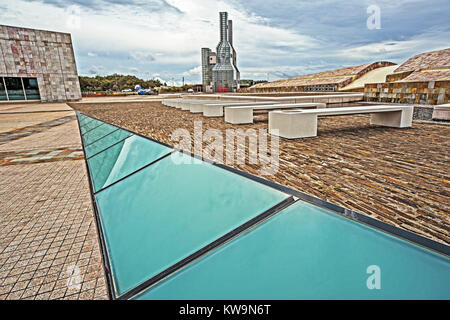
[
  {"x1": 0, "y1": 25, "x2": 81, "y2": 102},
  {"x1": 364, "y1": 81, "x2": 449, "y2": 105}
]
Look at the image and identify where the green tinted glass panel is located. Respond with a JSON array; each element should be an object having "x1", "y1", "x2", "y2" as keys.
[
  {"x1": 78, "y1": 114, "x2": 90, "y2": 123},
  {"x1": 136, "y1": 201, "x2": 450, "y2": 300},
  {"x1": 95, "y1": 152, "x2": 288, "y2": 295},
  {"x1": 80, "y1": 119, "x2": 104, "y2": 134},
  {"x1": 4, "y1": 77, "x2": 25, "y2": 100},
  {"x1": 0, "y1": 79, "x2": 7, "y2": 101},
  {"x1": 78, "y1": 114, "x2": 94, "y2": 124},
  {"x1": 22, "y1": 78, "x2": 40, "y2": 100},
  {"x1": 88, "y1": 135, "x2": 171, "y2": 191},
  {"x1": 79, "y1": 117, "x2": 98, "y2": 127},
  {"x1": 82, "y1": 123, "x2": 118, "y2": 146},
  {"x1": 84, "y1": 130, "x2": 132, "y2": 159}
]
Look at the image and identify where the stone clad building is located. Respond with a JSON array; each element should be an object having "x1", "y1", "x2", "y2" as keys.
[
  {"x1": 0, "y1": 25, "x2": 81, "y2": 102},
  {"x1": 248, "y1": 62, "x2": 396, "y2": 93},
  {"x1": 365, "y1": 48, "x2": 450, "y2": 105}
]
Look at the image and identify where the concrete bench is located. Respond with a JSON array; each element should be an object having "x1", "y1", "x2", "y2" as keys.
[
  {"x1": 432, "y1": 104, "x2": 450, "y2": 120},
  {"x1": 165, "y1": 99, "x2": 215, "y2": 109},
  {"x1": 181, "y1": 100, "x2": 270, "y2": 113},
  {"x1": 269, "y1": 105, "x2": 413, "y2": 139},
  {"x1": 224, "y1": 103, "x2": 326, "y2": 124},
  {"x1": 201, "y1": 101, "x2": 279, "y2": 117},
  {"x1": 211, "y1": 93, "x2": 364, "y2": 103},
  {"x1": 162, "y1": 99, "x2": 182, "y2": 107},
  {"x1": 163, "y1": 99, "x2": 184, "y2": 107},
  {"x1": 181, "y1": 100, "x2": 225, "y2": 111}
]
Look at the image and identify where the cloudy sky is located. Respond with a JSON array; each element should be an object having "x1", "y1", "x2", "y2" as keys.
[{"x1": 1, "y1": 0, "x2": 449, "y2": 85}]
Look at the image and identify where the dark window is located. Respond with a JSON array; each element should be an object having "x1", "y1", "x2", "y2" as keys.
[
  {"x1": 0, "y1": 79, "x2": 7, "y2": 101},
  {"x1": 22, "y1": 78, "x2": 40, "y2": 100},
  {"x1": 4, "y1": 77, "x2": 25, "y2": 100}
]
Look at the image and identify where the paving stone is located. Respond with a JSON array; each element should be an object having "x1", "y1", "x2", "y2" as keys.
[
  {"x1": 0, "y1": 104, "x2": 108, "y2": 300},
  {"x1": 70, "y1": 101, "x2": 450, "y2": 245}
]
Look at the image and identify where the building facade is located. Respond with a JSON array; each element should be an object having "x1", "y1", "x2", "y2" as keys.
[
  {"x1": 201, "y1": 48, "x2": 213, "y2": 92},
  {"x1": 247, "y1": 62, "x2": 395, "y2": 93},
  {"x1": 0, "y1": 25, "x2": 81, "y2": 102},
  {"x1": 365, "y1": 48, "x2": 450, "y2": 105}
]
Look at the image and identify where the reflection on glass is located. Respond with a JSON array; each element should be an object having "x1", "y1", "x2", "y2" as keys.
[
  {"x1": 82, "y1": 123, "x2": 118, "y2": 146},
  {"x1": 4, "y1": 77, "x2": 25, "y2": 100},
  {"x1": 88, "y1": 135, "x2": 171, "y2": 191},
  {"x1": 22, "y1": 78, "x2": 40, "y2": 100},
  {"x1": 94, "y1": 152, "x2": 288, "y2": 295},
  {"x1": 0, "y1": 79, "x2": 7, "y2": 101},
  {"x1": 80, "y1": 119, "x2": 104, "y2": 134},
  {"x1": 84, "y1": 129, "x2": 131, "y2": 159},
  {"x1": 79, "y1": 115, "x2": 96, "y2": 126},
  {"x1": 136, "y1": 201, "x2": 450, "y2": 300}
]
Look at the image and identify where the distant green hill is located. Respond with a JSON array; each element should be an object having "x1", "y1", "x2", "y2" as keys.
[{"x1": 79, "y1": 74, "x2": 162, "y2": 92}]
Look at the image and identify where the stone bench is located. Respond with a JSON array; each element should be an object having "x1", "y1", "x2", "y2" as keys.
[
  {"x1": 163, "y1": 99, "x2": 184, "y2": 108},
  {"x1": 211, "y1": 93, "x2": 364, "y2": 103},
  {"x1": 162, "y1": 99, "x2": 177, "y2": 106},
  {"x1": 165, "y1": 99, "x2": 216, "y2": 109},
  {"x1": 269, "y1": 105, "x2": 413, "y2": 139},
  {"x1": 179, "y1": 100, "x2": 277, "y2": 113},
  {"x1": 224, "y1": 103, "x2": 326, "y2": 124},
  {"x1": 432, "y1": 104, "x2": 450, "y2": 121},
  {"x1": 201, "y1": 101, "x2": 279, "y2": 117},
  {"x1": 185, "y1": 100, "x2": 230, "y2": 113}
]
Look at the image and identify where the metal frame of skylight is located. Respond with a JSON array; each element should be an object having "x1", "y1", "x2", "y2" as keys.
[
  {"x1": 75, "y1": 111, "x2": 450, "y2": 301},
  {"x1": 83, "y1": 127, "x2": 120, "y2": 148},
  {"x1": 80, "y1": 121, "x2": 105, "y2": 135},
  {"x1": 85, "y1": 133, "x2": 133, "y2": 160}
]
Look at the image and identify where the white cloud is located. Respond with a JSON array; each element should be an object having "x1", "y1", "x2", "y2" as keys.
[
  {"x1": 182, "y1": 66, "x2": 202, "y2": 76},
  {"x1": 0, "y1": 0, "x2": 448, "y2": 83},
  {"x1": 336, "y1": 27, "x2": 450, "y2": 62},
  {"x1": 88, "y1": 65, "x2": 105, "y2": 75},
  {"x1": 0, "y1": 0, "x2": 318, "y2": 81},
  {"x1": 130, "y1": 51, "x2": 156, "y2": 62}
]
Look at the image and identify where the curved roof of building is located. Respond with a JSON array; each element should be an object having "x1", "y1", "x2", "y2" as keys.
[
  {"x1": 387, "y1": 48, "x2": 450, "y2": 82},
  {"x1": 394, "y1": 48, "x2": 450, "y2": 73},
  {"x1": 251, "y1": 62, "x2": 395, "y2": 89},
  {"x1": 340, "y1": 65, "x2": 398, "y2": 91}
]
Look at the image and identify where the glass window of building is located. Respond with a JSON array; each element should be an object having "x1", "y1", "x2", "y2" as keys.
[{"x1": 4, "y1": 77, "x2": 26, "y2": 100}]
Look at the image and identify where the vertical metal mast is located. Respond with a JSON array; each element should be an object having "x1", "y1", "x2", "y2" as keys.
[{"x1": 228, "y1": 19, "x2": 240, "y2": 90}]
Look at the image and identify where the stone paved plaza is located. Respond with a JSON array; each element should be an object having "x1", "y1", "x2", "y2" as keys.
[
  {"x1": 0, "y1": 98, "x2": 449, "y2": 300},
  {"x1": 71, "y1": 100, "x2": 450, "y2": 245},
  {"x1": 0, "y1": 103, "x2": 107, "y2": 300}
]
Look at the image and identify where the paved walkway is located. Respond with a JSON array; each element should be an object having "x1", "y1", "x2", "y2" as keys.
[
  {"x1": 0, "y1": 103, "x2": 108, "y2": 300},
  {"x1": 71, "y1": 101, "x2": 450, "y2": 245}
]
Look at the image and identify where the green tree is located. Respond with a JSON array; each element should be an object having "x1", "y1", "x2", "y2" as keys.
[{"x1": 79, "y1": 74, "x2": 162, "y2": 92}]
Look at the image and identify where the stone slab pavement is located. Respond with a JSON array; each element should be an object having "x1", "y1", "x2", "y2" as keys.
[{"x1": 0, "y1": 103, "x2": 108, "y2": 300}]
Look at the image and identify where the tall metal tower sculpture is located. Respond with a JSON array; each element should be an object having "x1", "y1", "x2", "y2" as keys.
[{"x1": 201, "y1": 12, "x2": 239, "y2": 92}]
